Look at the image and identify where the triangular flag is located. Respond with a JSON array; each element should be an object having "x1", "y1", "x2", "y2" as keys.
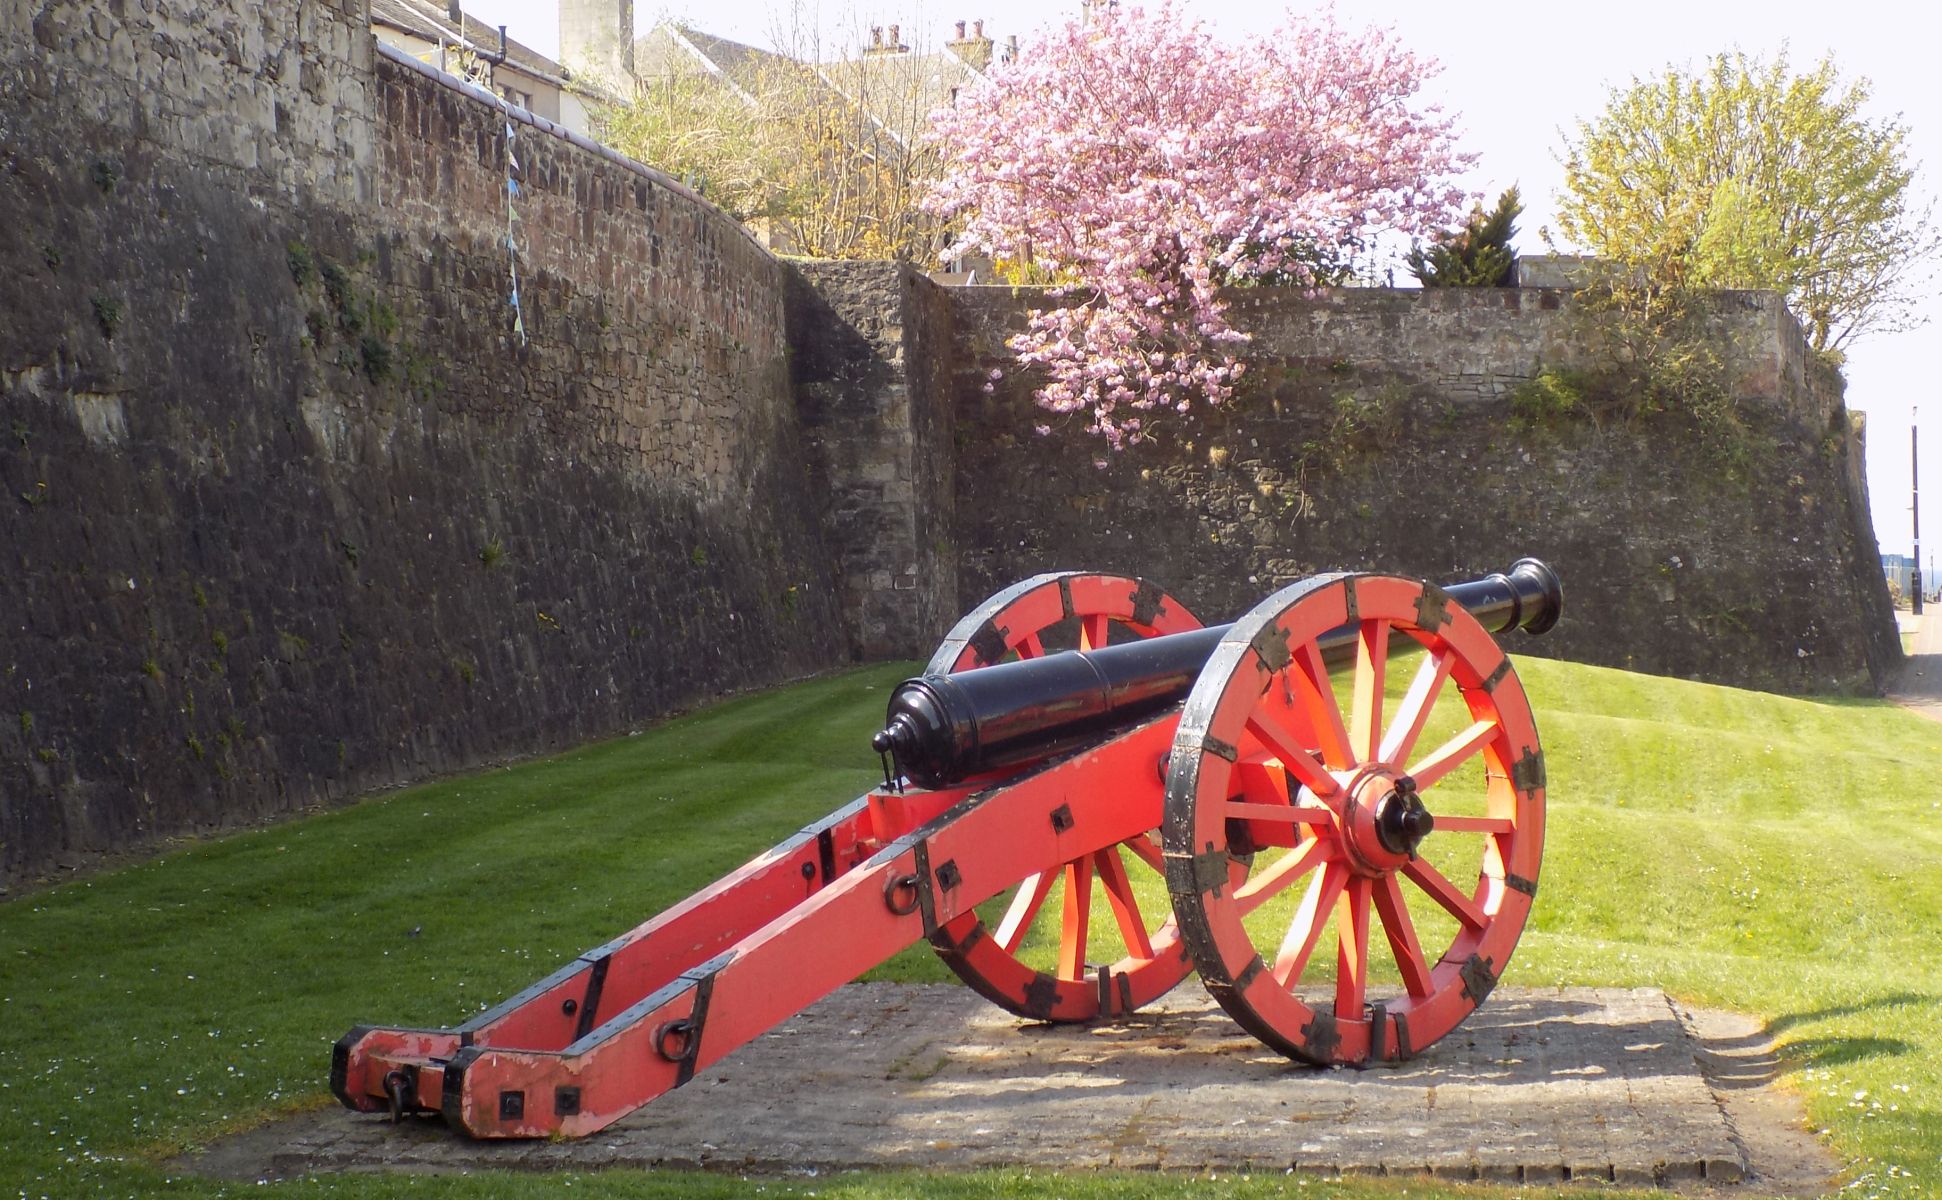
[
  {"x1": 506, "y1": 123, "x2": 515, "y2": 139},
  {"x1": 507, "y1": 178, "x2": 519, "y2": 196}
]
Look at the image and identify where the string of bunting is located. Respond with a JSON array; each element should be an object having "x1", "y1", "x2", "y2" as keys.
[{"x1": 506, "y1": 121, "x2": 527, "y2": 346}]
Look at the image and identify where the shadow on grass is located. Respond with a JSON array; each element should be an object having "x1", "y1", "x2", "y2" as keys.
[
  {"x1": 1687, "y1": 994, "x2": 1935, "y2": 1086},
  {"x1": 1781, "y1": 1035, "x2": 1917, "y2": 1070},
  {"x1": 1765, "y1": 992, "x2": 1935, "y2": 1036},
  {"x1": 1803, "y1": 694, "x2": 1908, "y2": 709}
]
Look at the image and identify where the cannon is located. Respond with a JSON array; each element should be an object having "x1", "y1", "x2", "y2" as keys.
[{"x1": 333, "y1": 560, "x2": 1561, "y2": 1138}]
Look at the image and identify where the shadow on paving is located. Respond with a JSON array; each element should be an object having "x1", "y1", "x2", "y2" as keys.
[
  {"x1": 187, "y1": 983, "x2": 1841, "y2": 1192},
  {"x1": 1890, "y1": 611, "x2": 1942, "y2": 721}
]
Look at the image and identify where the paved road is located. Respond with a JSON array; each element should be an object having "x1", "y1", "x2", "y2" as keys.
[{"x1": 1891, "y1": 610, "x2": 1942, "y2": 721}]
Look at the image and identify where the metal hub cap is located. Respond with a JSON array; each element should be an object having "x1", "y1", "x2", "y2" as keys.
[
  {"x1": 1341, "y1": 769, "x2": 1435, "y2": 876},
  {"x1": 1373, "y1": 777, "x2": 1434, "y2": 859}
]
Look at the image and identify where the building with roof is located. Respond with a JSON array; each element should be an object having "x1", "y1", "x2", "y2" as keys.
[
  {"x1": 562, "y1": 4, "x2": 1004, "y2": 259},
  {"x1": 367, "y1": 0, "x2": 1009, "y2": 259},
  {"x1": 370, "y1": 0, "x2": 597, "y2": 133},
  {"x1": 624, "y1": 16, "x2": 1000, "y2": 147}
]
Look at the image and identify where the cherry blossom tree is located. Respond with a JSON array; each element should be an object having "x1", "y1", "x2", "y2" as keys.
[{"x1": 926, "y1": 3, "x2": 1472, "y2": 447}]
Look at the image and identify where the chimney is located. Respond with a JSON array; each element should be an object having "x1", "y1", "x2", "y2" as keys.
[
  {"x1": 1080, "y1": 0, "x2": 1118, "y2": 25},
  {"x1": 1004, "y1": 34, "x2": 1017, "y2": 63},
  {"x1": 448, "y1": 1, "x2": 463, "y2": 22},
  {"x1": 948, "y1": 15, "x2": 994, "y2": 71},
  {"x1": 865, "y1": 23, "x2": 908, "y2": 56},
  {"x1": 559, "y1": 0, "x2": 635, "y2": 85}
]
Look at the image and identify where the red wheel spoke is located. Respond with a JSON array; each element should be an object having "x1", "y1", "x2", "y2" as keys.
[
  {"x1": 1373, "y1": 875, "x2": 1435, "y2": 998},
  {"x1": 1222, "y1": 800, "x2": 1335, "y2": 825},
  {"x1": 1378, "y1": 648, "x2": 1453, "y2": 766},
  {"x1": 1274, "y1": 862, "x2": 1346, "y2": 987},
  {"x1": 1162, "y1": 571, "x2": 1545, "y2": 1065},
  {"x1": 1406, "y1": 719, "x2": 1499, "y2": 791},
  {"x1": 932, "y1": 572, "x2": 1205, "y2": 1024},
  {"x1": 995, "y1": 871, "x2": 1055, "y2": 953},
  {"x1": 1093, "y1": 848, "x2": 1154, "y2": 960},
  {"x1": 1432, "y1": 815, "x2": 1515, "y2": 834},
  {"x1": 1334, "y1": 876, "x2": 1371, "y2": 1020},
  {"x1": 1235, "y1": 837, "x2": 1336, "y2": 916},
  {"x1": 1291, "y1": 641, "x2": 1354, "y2": 769},
  {"x1": 1350, "y1": 618, "x2": 1390, "y2": 762},
  {"x1": 1244, "y1": 707, "x2": 1341, "y2": 799},
  {"x1": 1120, "y1": 833, "x2": 1165, "y2": 874},
  {"x1": 1402, "y1": 857, "x2": 1487, "y2": 932},
  {"x1": 1058, "y1": 857, "x2": 1094, "y2": 979}
]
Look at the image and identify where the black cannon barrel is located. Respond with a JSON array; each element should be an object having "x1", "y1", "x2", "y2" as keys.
[{"x1": 873, "y1": 559, "x2": 1562, "y2": 789}]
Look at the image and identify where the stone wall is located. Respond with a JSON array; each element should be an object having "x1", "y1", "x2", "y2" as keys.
[
  {"x1": 0, "y1": 1, "x2": 843, "y2": 888},
  {"x1": 939, "y1": 285, "x2": 1899, "y2": 694},
  {"x1": 788, "y1": 261, "x2": 956, "y2": 659},
  {"x1": 8, "y1": 0, "x2": 378, "y2": 204},
  {"x1": 0, "y1": 0, "x2": 1902, "y2": 887}
]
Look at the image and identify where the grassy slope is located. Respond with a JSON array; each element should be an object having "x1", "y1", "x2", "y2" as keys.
[{"x1": 2, "y1": 657, "x2": 1939, "y2": 1200}]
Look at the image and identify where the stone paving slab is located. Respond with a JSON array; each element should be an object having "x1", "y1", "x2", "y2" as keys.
[{"x1": 194, "y1": 984, "x2": 1835, "y2": 1189}]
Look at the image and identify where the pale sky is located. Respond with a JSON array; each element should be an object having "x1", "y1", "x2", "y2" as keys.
[{"x1": 459, "y1": 0, "x2": 1938, "y2": 569}]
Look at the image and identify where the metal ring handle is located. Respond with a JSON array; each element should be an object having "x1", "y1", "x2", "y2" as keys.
[
  {"x1": 883, "y1": 873, "x2": 922, "y2": 916},
  {"x1": 653, "y1": 1018, "x2": 695, "y2": 1062}
]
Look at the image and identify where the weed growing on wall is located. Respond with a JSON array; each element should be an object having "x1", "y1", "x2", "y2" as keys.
[
  {"x1": 300, "y1": 253, "x2": 418, "y2": 391},
  {"x1": 286, "y1": 240, "x2": 315, "y2": 287},
  {"x1": 1508, "y1": 367, "x2": 1590, "y2": 429},
  {"x1": 1513, "y1": 280, "x2": 1760, "y2": 463},
  {"x1": 90, "y1": 295, "x2": 121, "y2": 340},
  {"x1": 1230, "y1": 378, "x2": 1417, "y2": 520},
  {"x1": 358, "y1": 334, "x2": 392, "y2": 381}
]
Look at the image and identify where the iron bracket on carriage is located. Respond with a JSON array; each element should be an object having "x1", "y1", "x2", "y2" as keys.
[{"x1": 331, "y1": 560, "x2": 1563, "y2": 1138}]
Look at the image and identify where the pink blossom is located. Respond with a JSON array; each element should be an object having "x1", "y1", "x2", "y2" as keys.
[{"x1": 927, "y1": 2, "x2": 1470, "y2": 446}]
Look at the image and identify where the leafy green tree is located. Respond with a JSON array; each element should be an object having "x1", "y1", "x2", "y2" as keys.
[
  {"x1": 1407, "y1": 186, "x2": 1522, "y2": 286},
  {"x1": 1555, "y1": 52, "x2": 1938, "y2": 354},
  {"x1": 598, "y1": 25, "x2": 950, "y2": 261},
  {"x1": 598, "y1": 65, "x2": 775, "y2": 221}
]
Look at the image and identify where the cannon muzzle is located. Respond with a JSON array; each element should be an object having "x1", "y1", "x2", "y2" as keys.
[{"x1": 876, "y1": 559, "x2": 1562, "y2": 789}]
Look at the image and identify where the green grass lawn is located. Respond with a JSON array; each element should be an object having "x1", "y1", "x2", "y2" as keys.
[{"x1": 3, "y1": 656, "x2": 1940, "y2": 1199}]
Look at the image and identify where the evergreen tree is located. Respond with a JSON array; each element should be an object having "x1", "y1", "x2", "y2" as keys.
[{"x1": 1407, "y1": 186, "x2": 1522, "y2": 287}]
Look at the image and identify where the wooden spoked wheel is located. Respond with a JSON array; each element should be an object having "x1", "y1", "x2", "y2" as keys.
[
  {"x1": 925, "y1": 572, "x2": 1205, "y2": 1022},
  {"x1": 1162, "y1": 573, "x2": 1545, "y2": 1064}
]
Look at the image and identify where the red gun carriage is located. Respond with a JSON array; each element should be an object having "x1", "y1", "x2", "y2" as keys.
[{"x1": 334, "y1": 561, "x2": 1561, "y2": 1138}]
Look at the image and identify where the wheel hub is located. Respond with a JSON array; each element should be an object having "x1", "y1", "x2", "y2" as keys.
[
  {"x1": 1373, "y1": 777, "x2": 1434, "y2": 858},
  {"x1": 1342, "y1": 770, "x2": 1434, "y2": 875}
]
